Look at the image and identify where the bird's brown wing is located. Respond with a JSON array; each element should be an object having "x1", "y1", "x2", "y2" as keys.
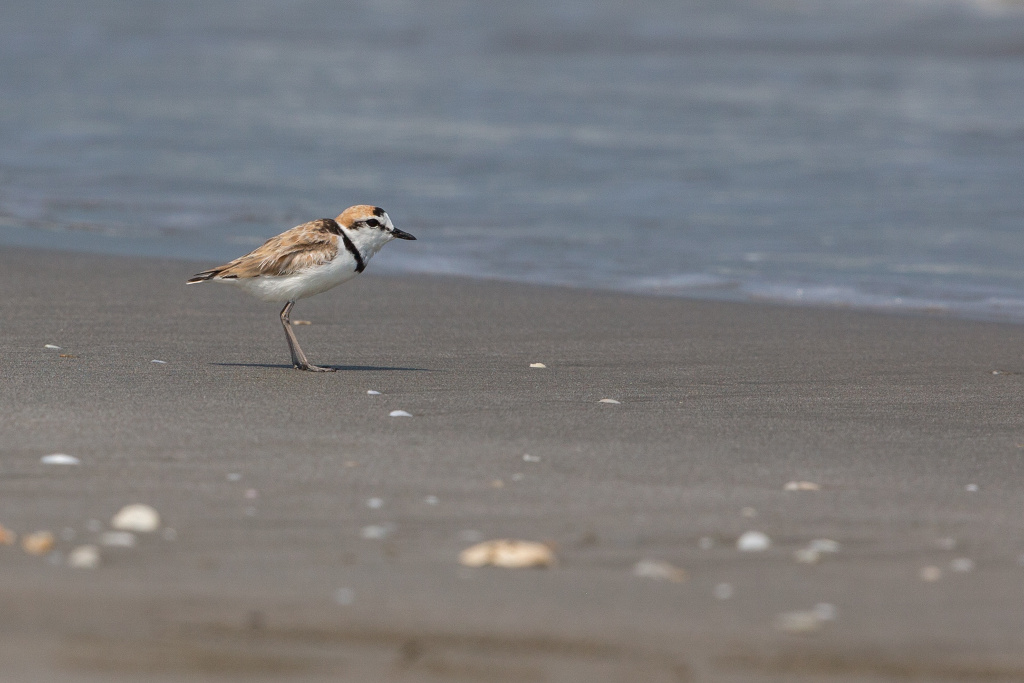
[{"x1": 208, "y1": 219, "x2": 340, "y2": 279}]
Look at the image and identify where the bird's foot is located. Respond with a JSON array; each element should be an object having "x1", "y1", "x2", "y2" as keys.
[{"x1": 294, "y1": 362, "x2": 336, "y2": 372}]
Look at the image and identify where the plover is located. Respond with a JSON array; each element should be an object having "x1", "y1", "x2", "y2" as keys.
[{"x1": 187, "y1": 205, "x2": 415, "y2": 372}]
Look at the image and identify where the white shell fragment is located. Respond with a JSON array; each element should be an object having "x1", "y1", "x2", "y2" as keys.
[
  {"x1": 632, "y1": 559, "x2": 687, "y2": 582},
  {"x1": 784, "y1": 481, "x2": 821, "y2": 491},
  {"x1": 367, "y1": 390, "x2": 382, "y2": 395},
  {"x1": 794, "y1": 548, "x2": 821, "y2": 564},
  {"x1": 389, "y1": 410, "x2": 413, "y2": 417},
  {"x1": 522, "y1": 454, "x2": 541, "y2": 462},
  {"x1": 101, "y1": 531, "x2": 137, "y2": 547},
  {"x1": 360, "y1": 524, "x2": 394, "y2": 540},
  {"x1": 68, "y1": 545, "x2": 100, "y2": 569},
  {"x1": 424, "y1": 495, "x2": 439, "y2": 505},
  {"x1": 775, "y1": 610, "x2": 824, "y2": 635},
  {"x1": 737, "y1": 531, "x2": 771, "y2": 552},
  {"x1": 713, "y1": 583, "x2": 734, "y2": 600},
  {"x1": 40, "y1": 453, "x2": 81, "y2": 465},
  {"x1": 950, "y1": 557, "x2": 975, "y2": 573},
  {"x1": 333, "y1": 587, "x2": 355, "y2": 605},
  {"x1": 111, "y1": 504, "x2": 160, "y2": 532},
  {"x1": 366, "y1": 497, "x2": 383, "y2": 509},
  {"x1": 459, "y1": 539, "x2": 556, "y2": 569},
  {"x1": 808, "y1": 539, "x2": 841, "y2": 553},
  {"x1": 965, "y1": 483, "x2": 979, "y2": 492},
  {"x1": 529, "y1": 363, "x2": 546, "y2": 368},
  {"x1": 44, "y1": 344, "x2": 62, "y2": 350},
  {"x1": 598, "y1": 398, "x2": 620, "y2": 404},
  {"x1": 150, "y1": 359, "x2": 167, "y2": 364}
]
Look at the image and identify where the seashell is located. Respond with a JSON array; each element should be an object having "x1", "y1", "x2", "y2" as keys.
[
  {"x1": 458, "y1": 539, "x2": 555, "y2": 568},
  {"x1": 111, "y1": 504, "x2": 160, "y2": 532}
]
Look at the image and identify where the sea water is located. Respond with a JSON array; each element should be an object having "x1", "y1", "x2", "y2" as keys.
[{"x1": 2, "y1": 0, "x2": 1023, "y2": 321}]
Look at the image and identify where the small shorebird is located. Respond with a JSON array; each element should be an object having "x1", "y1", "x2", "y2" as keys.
[{"x1": 187, "y1": 205, "x2": 415, "y2": 371}]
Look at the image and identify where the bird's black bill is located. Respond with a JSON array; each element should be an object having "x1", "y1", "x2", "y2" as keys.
[{"x1": 391, "y1": 228, "x2": 417, "y2": 240}]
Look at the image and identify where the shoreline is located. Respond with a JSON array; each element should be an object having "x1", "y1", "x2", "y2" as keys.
[
  {"x1": 3, "y1": 245, "x2": 1024, "y2": 681},
  {"x1": 4, "y1": 232, "x2": 1024, "y2": 328}
]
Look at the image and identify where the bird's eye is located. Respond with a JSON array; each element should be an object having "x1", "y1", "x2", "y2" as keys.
[{"x1": 365, "y1": 218, "x2": 380, "y2": 228}]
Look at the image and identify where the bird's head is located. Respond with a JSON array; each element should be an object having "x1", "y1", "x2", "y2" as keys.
[{"x1": 336, "y1": 205, "x2": 416, "y2": 246}]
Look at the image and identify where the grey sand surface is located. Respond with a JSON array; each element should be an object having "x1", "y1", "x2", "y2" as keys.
[{"x1": 2, "y1": 247, "x2": 1024, "y2": 681}]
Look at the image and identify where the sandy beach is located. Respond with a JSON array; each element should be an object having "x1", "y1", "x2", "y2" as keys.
[{"x1": 3, "y1": 245, "x2": 1024, "y2": 682}]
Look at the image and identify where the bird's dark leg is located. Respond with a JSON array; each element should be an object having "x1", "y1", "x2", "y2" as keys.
[{"x1": 280, "y1": 301, "x2": 335, "y2": 372}]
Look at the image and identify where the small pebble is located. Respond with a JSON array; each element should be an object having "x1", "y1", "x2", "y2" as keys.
[
  {"x1": 713, "y1": 583, "x2": 734, "y2": 600},
  {"x1": 813, "y1": 603, "x2": 837, "y2": 621},
  {"x1": 459, "y1": 539, "x2": 555, "y2": 568},
  {"x1": 529, "y1": 363, "x2": 546, "y2": 368},
  {"x1": 698, "y1": 537, "x2": 714, "y2": 550},
  {"x1": 100, "y1": 531, "x2": 136, "y2": 547},
  {"x1": 424, "y1": 495, "x2": 439, "y2": 505},
  {"x1": 741, "y1": 507, "x2": 757, "y2": 518},
  {"x1": 784, "y1": 481, "x2": 820, "y2": 491},
  {"x1": 111, "y1": 504, "x2": 160, "y2": 532},
  {"x1": 22, "y1": 531, "x2": 54, "y2": 555},
  {"x1": 950, "y1": 557, "x2": 975, "y2": 573},
  {"x1": 366, "y1": 497, "x2": 383, "y2": 509},
  {"x1": 292, "y1": 320, "x2": 311, "y2": 325},
  {"x1": 41, "y1": 453, "x2": 81, "y2": 465},
  {"x1": 794, "y1": 548, "x2": 820, "y2": 564},
  {"x1": 490, "y1": 479, "x2": 505, "y2": 489},
  {"x1": 737, "y1": 531, "x2": 771, "y2": 552},
  {"x1": 599, "y1": 398, "x2": 620, "y2": 404},
  {"x1": 333, "y1": 587, "x2": 355, "y2": 605},
  {"x1": 389, "y1": 410, "x2": 413, "y2": 417},
  {"x1": 150, "y1": 359, "x2": 167, "y2": 364},
  {"x1": 68, "y1": 545, "x2": 100, "y2": 569},
  {"x1": 632, "y1": 559, "x2": 687, "y2": 582},
  {"x1": 965, "y1": 483, "x2": 979, "y2": 492},
  {"x1": 367, "y1": 390, "x2": 382, "y2": 395},
  {"x1": 360, "y1": 524, "x2": 394, "y2": 540},
  {"x1": 227, "y1": 472, "x2": 242, "y2": 482},
  {"x1": 522, "y1": 454, "x2": 541, "y2": 462},
  {"x1": 44, "y1": 344, "x2": 62, "y2": 350},
  {"x1": 920, "y1": 565, "x2": 942, "y2": 582},
  {"x1": 808, "y1": 539, "x2": 841, "y2": 553},
  {"x1": 775, "y1": 610, "x2": 823, "y2": 635}
]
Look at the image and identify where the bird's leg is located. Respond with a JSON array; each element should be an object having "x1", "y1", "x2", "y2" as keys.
[{"x1": 279, "y1": 301, "x2": 335, "y2": 372}]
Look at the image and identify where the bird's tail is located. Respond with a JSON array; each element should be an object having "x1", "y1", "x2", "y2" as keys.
[{"x1": 186, "y1": 269, "x2": 221, "y2": 284}]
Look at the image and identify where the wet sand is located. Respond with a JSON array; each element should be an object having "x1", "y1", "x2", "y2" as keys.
[{"x1": 3, "y1": 245, "x2": 1024, "y2": 681}]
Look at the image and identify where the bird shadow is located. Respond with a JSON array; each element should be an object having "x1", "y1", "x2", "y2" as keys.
[{"x1": 211, "y1": 363, "x2": 430, "y2": 372}]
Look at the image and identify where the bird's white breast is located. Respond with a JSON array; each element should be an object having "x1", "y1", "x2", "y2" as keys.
[{"x1": 226, "y1": 250, "x2": 361, "y2": 303}]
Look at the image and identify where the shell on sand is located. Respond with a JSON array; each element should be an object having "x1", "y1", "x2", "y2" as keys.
[
  {"x1": 111, "y1": 504, "x2": 161, "y2": 532},
  {"x1": 459, "y1": 539, "x2": 555, "y2": 568}
]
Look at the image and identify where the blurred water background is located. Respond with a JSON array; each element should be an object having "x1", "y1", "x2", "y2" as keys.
[{"x1": 2, "y1": 0, "x2": 1024, "y2": 321}]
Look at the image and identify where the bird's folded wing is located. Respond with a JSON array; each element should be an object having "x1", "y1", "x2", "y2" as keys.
[{"x1": 214, "y1": 219, "x2": 340, "y2": 278}]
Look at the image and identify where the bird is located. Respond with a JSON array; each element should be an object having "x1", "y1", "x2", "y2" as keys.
[{"x1": 186, "y1": 205, "x2": 415, "y2": 372}]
